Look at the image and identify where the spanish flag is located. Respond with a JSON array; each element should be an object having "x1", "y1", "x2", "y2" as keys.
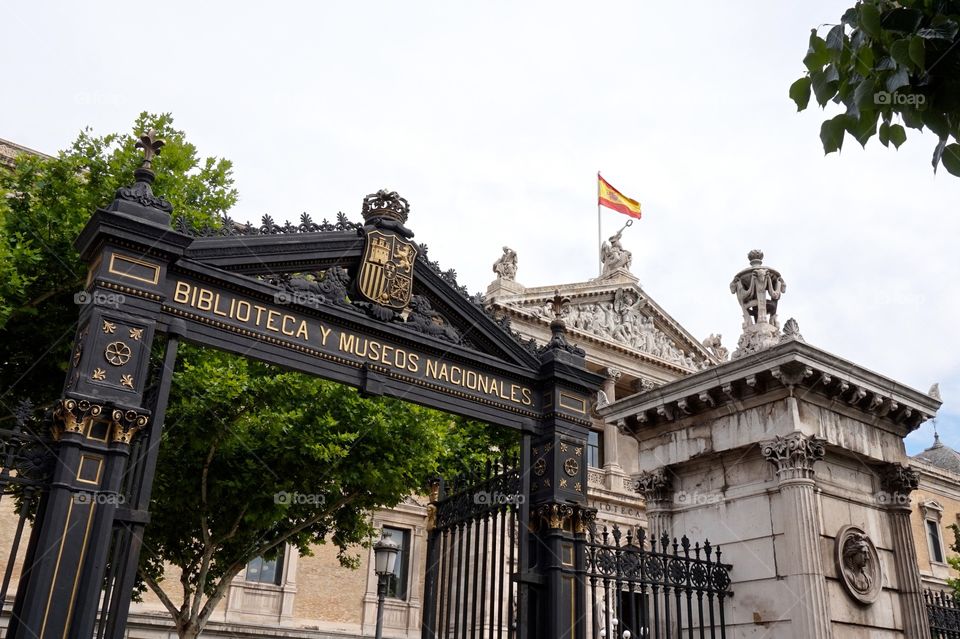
[{"x1": 598, "y1": 174, "x2": 641, "y2": 219}]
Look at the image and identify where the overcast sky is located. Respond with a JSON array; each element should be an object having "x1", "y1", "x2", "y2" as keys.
[{"x1": 3, "y1": 1, "x2": 958, "y2": 455}]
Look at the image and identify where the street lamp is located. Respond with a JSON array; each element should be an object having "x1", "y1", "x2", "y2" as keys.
[{"x1": 373, "y1": 530, "x2": 400, "y2": 639}]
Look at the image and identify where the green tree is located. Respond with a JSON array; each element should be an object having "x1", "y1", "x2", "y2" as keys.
[
  {"x1": 791, "y1": 0, "x2": 960, "y2": 175},
  {"x1": 141, "y1": 348, "x2": 464, "y2": 639},
  {"x1": 0, "y1": 112, "x2": 236, "y2": 404},
  {"x1": 0, "y1": 115, "x2": 514, "y2": 639}
]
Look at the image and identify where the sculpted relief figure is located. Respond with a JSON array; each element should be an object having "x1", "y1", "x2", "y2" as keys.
[
  {"x1": 534, "y1": 288, "x2": 701, "y2": 369},
  {"x1": 600, "y1": 228, "x2": 632, "y2": 275},
  {"x1": 836, "y1": 526, "x2": 881, "y2": 604},
  {"x1": 492, "y1": 246, "x2": 518, "y2": 281}
]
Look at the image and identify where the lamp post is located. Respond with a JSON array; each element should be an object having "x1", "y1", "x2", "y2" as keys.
[{"x1": 373, "y1": 530, "x2": 400, "y2": 639}]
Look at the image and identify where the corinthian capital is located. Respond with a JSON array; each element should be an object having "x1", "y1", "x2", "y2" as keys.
[
  {"x1": 635, "y1": 467, "x2": 672, "y2": 505},
  {"x1": 603, "y1": 367, "x2": 622, "y2": 382},
  {"x1": 761, "y1": 432, "x2": 826, "y2": 481},
  {"x1": 880, "y1": 463, "x2": 919, "y2": 497}
]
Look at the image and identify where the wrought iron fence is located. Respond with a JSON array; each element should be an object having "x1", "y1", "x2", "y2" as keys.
[
  {"x1": 422, "y1": 457, "x2": 527, "y2": 639},
  {"x1": 0, "y1": 400, "x2": 55, "y2": 613},
  {"x1": 927, "y1": 589, "x2": 960, "y2": 638},
  {"x1": 585, "y1": 526, "x2": 733, "y2": 639}
]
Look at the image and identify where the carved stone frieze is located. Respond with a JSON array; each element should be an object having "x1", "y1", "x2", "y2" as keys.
[
  {"x1": 761, "y1": 432, "x2": 826, "y2": 481},
  {"x1": 519, "y1": 288, "x2": 705, "y2": 370}
]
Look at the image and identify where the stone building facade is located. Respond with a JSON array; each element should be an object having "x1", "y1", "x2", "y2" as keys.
[{"x1": 0, "y1": 139, "x2": 957, "y2": 637}]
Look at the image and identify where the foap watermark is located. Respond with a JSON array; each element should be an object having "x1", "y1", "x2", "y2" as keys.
[
  {"x1": 274, "y1": 491, "x2": 326, "y2": 505},
  {"x1": 674, "y1": 490, "x2": 724, "y2": 506},
  {"x1": 74, "y1": 290, "x2": 125, "y2": 308},
  {"x1": 474, "y1": 491, "x2": 525, "y2": 506},
  {"x1": 73, "y1": 492, "x2": 125, "y2": 506},
  {"x1": 274, "y1": 289, "x2": 324, "y2": 306},
  {"x1": 873, "y1": 491, "x2": 912, "y2": 507},
  {"x1": 874, "y1": 90, "x2": 926, "y2": 107}
]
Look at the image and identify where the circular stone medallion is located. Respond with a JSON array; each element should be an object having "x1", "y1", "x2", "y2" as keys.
[{"x1": 835, "y1": 524, "x2": 882, "y2": 604}]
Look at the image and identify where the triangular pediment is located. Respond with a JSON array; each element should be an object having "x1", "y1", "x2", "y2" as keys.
[{"x1": 487, "y1": 275, "x2": 717, "y2": 374}]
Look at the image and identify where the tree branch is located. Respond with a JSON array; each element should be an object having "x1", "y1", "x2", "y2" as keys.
[{"x1": 140, "y1": 568, "x2": 182, "y2": 623}]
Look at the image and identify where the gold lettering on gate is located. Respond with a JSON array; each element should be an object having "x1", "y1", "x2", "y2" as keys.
[{"x1": 170, "y1": 280, "x2": 534, "y2": 408}]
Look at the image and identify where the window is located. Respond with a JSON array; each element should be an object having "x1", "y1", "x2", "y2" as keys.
[
  {"x1": 383, "y1": 526, "x2": 411, "y2": 600},
  {"x1": 587, "y1": 430, "x2": 603, "y2": 468},
  {"x1": 927, "y1": 519, "x2": 945, "y2": 563},
  {"x1": 245, "y1": 547, "x2": 285, "y2": 585},
  {"x1": 921, "y1": 500, "x2": 947, "y2": 564}
]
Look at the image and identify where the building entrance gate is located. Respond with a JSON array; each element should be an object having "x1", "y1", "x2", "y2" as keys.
[{"x1": 3, "y1": 135, "x2": 604, "y2": 639}]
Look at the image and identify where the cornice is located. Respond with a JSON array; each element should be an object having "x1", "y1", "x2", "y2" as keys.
[{"x1": 599, "y1": 339, "x2": 940, "y2": 434}]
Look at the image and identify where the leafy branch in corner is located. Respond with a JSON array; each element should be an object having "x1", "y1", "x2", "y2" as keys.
[{"x1": 791, "y1": 0, "x2": 960, "y2": 175}]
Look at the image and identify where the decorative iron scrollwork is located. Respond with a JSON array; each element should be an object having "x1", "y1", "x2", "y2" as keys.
[{"x1": 174, "y1": 211, "x2": 362, "y2": 237}]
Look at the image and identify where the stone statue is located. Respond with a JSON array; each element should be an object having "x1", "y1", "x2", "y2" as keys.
[
  {"x1": 600, "y1": 228, "x2": 632, "y2": 275},
  {"x1": 492, "y1": 246, "x2": 518, "y2": 281},
  {"x1": 730, "y1": 250, "x2": 787, "y2": 359},
  {"x1": 702, "y1": 334, "x2": 729, "y2": 361},
  {"x1": 730, "y1": 250, "x2": 785, "y2": 327}
]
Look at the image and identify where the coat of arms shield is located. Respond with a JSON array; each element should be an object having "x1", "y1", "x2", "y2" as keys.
[{"x1": 356, "y1": 229, "x2": 418, "y2": 309}]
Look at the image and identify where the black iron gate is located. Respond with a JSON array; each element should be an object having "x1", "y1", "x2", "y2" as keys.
[
  {"x1": 0, "y1": 401, "x2": 54, "y2": 617},
  {"x1": 422, "y1": 447, "x2": 530, "y2": 639},
  {"x1": 584, "y1": 526, "x2": 732, "y2": 639},
  {"x1": 927, "y1": 589, "x2": 960, "y2": 638}
]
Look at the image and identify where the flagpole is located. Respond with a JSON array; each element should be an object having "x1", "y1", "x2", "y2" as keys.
[{"x1": 597, "y1": 171, "x2": 602, "y2": 276}]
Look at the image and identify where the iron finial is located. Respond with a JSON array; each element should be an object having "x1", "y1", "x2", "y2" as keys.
[{"x1": 135, "y1": 129, "x2": 165, "y2": 171}]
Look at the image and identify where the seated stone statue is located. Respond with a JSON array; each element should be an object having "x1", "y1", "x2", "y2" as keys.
[
  {"x1": 492, "y1": 246, "x2": 518, "y2": 281},
  {"x1": 600, "y1": 229, "x2": 632, "y2": 275}
]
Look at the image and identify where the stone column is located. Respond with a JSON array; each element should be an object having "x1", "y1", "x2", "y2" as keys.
[
  {"x1": 761, "y1": 432, "x2": 831, "y2": 639},
  {"x1": 636, "y1": 467, "x2": 672, "y2": 540},
  {"x1": 881, "y1": 463, "x2": 930, "y2": 639},
  {"x1": 601, "y1": 368, "x2": 622, "y2": 475}
]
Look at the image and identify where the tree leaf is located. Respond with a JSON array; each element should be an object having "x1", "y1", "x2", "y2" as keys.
[
  {"x1": 875, "y1": 55, "x2": 897, "y2": 71},
  {"x1": 879, "y1": 121, "x2": 891, "y2": 147},
  {"x1": 923, "y1": 110, "x2": 950, "y2": 138},
  {"x1": 909, "y1": 36, "x2": 926, "y2": 71},
  {"x1": 789, "y1": 77, "x2": 813, "y2": 111},
  {"x1": 888, "y1": 123, "x2": 907, "y2": 149},
  {"x1": 811, "y1": 69, "x2": 840, "y2": 106},
  {"x1": 854, "y1": 77, "x2": 878, "y2": 110},
  {"x1": 860, "y1": 3, "x2": 882, "y2": 38},
  {"x1": 826, "y1": 24, "x2": 845, "y2": 52},
  {"x1": 847, "y1": 110, "x2": 879, "y2": 147},
  {"x1": 890, "y1": 39, "x2": 914, "y2": 70},
  {"x1": 854, "y1": 44, "x2": 875, "y2": 75},
  {"x1": 933, "y1": 137, "x2": 947, "y2": 171},
  {"x1": 885, "y1": 67, "x2": 911, "y2": 93},
  {"x1": 902, "y1": 106, "x2": 924, "y2": 129},
  {"x1": 820, "y1": 115, "x2": 849, "y2": 154},
  {"x1": 917, "y1": 21, "x2": 959, "y2": 41},
  {"x1": 941, "y1": 143, "x2": 960, "y2": 176}
]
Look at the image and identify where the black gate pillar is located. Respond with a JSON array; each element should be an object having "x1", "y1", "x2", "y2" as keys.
[
  {"x1": 527, "y1": 308, "x2": 603, "y2": 639},
  {"x1": 8, "y1": 134, "x2": 189, "y2": 639}
]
